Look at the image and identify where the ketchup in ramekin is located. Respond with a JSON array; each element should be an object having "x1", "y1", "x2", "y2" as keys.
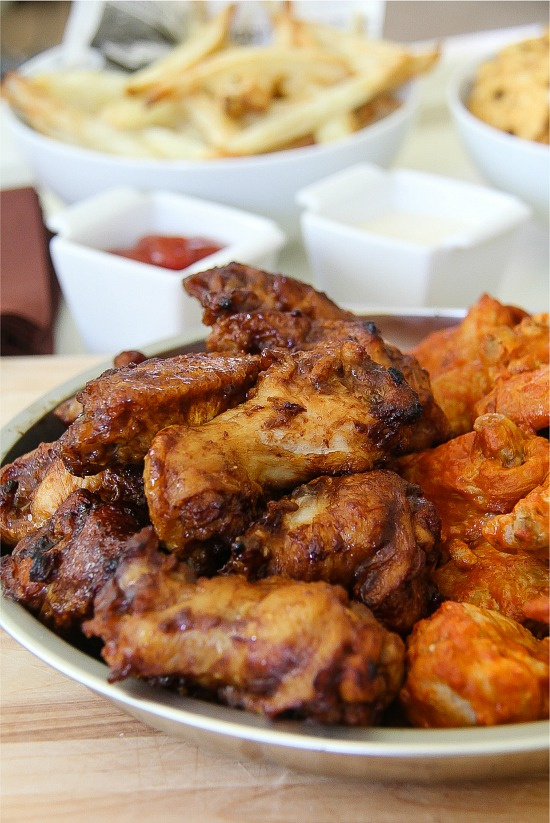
[{"x1": 109, "y1": 234, "x2": 224, "y2": 270}]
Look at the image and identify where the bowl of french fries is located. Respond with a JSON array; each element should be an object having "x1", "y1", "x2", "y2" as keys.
[
  {"x1": 447, "y1": 29, "x2": 549, "y2": 220},
  {"x1": 2, "y1": 4, "x2": 439, "y2": 234}
]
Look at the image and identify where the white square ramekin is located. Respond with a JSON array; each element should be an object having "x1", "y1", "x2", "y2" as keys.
[
  {"x1": 48, "y1": 187, "x2": 287, "y2": 353},
  {"x1": 296, "y1": 163, "x2": 531, "y2": 309}
]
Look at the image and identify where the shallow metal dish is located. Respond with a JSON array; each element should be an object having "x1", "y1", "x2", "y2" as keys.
[{"x1": 1, "y1": 312, "x2": 548, "y2": 783}]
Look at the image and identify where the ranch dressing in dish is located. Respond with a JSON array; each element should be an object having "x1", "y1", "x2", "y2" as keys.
[{"x1": 358, "y1": 211, "x2": 473, "y2": 246}]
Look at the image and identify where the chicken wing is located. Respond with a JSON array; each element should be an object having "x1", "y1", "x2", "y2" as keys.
[
  {"x1": 395, "y1": 413, "x2": 549, "y2": 552},
  {"x1": 432, "y1": 540, "x2": 548, "y2": 628},
  {"x1": 399, "y1": 601, "x2": 549, "y2": 727},
  {"x1": 225, "y1": 470, "x2": 440, "y2": 635},
  {"x1": 202, "y1": 313, "x2": 450, "y2": 452},
  {"x1": 183, "y1": 261, "x2": 352, "y2": 327},
  {"x1": 411, "y1": 295, "x2": 548, "y2": 436},
  {"x1": 0, "y1": 441, "x2": 146, "y2": 547},
  {"x1": 473, "y1": 364, "x2": 549, "y2": 433},
  {"x1": 0, "y1": 489, "x2": 149, "y2": 633},
  {"x1": 83, "y1": 539, "x2": 405, "y2": 725},
  {"x1": 482, "y1": 474, "x2": 549, "y2": 559},
  {"x1": 144, "y1": 341, "x2": 424, "y2": 561},
  {"x1": 58, "y1": 352, "x2": 263, "y2": 475}
]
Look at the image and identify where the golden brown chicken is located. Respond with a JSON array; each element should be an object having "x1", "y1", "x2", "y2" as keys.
[
  {"x1": 411, "y1": 296, "x2": 548, "y2": 436},
  {"x1": 0, "y1": 489, "x2": 148, "y2": 633},
  {"x1": 53, "y1": 349, "x2": 148, "y2": 426},
  {"x1": 58, "y1": 352, "x2": 264, "y2": 475},
  {"x1": 83, "y1": 537, "x2": 405, "y2": 725},
  {"x1": 200, "y1": 312, "x2": 450, "y2": 453},
  {"x1": 225, "y1": 470, "x2": 440, "y2": 635},
  {"x1": 399, "y1": 601, "x2": 549, "y2": 727},
  {"x1": 144, "y1": 341, "x2": 424, "y2": 561},
  {"x1": 395, "y1": 413, "x2": 549, "y2": 553},
  {"x1": 183, "y1": 262, "x2": 352, "y2": 327},
  {"x1": 183, "y1": 264, "x2": 450, "y2": 452},
  {"x1": 0, "y1": 441, "x2": 146, "y2": 547}
]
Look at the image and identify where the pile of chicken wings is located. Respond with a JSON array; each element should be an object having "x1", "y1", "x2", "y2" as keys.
[{"x1": 1, "y1": 264, "x2": 548, "y2": 729}]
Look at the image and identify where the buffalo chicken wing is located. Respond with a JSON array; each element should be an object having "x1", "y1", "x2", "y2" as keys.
[{"x1": 399, "y1": 601, "x2": 549, "y2": 727}]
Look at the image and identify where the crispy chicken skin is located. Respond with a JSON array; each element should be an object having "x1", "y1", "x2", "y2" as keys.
[
  {"x1": 144, "y1": 341, "x2": 423, "y2": 557},
  {"x1": 411, "y1": 296, "x2": 548, "y2": 436},
  {"x1": 202, "y1": 313, "x2": 450, "y2": 452},
  {"x1": 0, "y1": 489, "x2": 147, "y2": 633},
  {"x1": 58, "y1": 352, "x2": 264, "y2": 475},
  {"x1": 395, "y1": 414, "x2": 549, "y2": 553},
  {"x1": 0, "y1": 442, "x2": 146, "y2": 547},
  {"x1": 53, "y1": 349, "x2": 148, "y2": 426},
  {"x1": 399, "y1": 601, "x2": 549, "y2": 727},
  {"x1": 225, "y1": 471, "x2": 440, "y2": 635},
  {"x1": 482, "y1": 474, "x2": 549, "y2": 559},
  {"x1": 183, "y1": 262, "x2": 352, "y2": 327},
  {"x1": 83, "y1": 540, "x2": 405, "y2": 725}
]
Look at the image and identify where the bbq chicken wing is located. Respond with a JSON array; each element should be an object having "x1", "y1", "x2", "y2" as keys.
[
  {"x1": 183, "y1": 262, "x2": 352, "y2": 327},
  {"x1": 83, "y1": 539, "x2": 405, "y2": 725},
  {"x1": 58, "y1": 352, "x2": 263, "y2": 475},
  {"x1": 0, "y1": 489, "x2": 149, "y2": 633},
  {"x1": 53, "y1": 349, "x2": 149, "y2": 426},
  {"x1": 202, "y1": 313, "x2": 450, "y2": 452},
  {"x1": 399, "y1": 601, "x2": 549, "y2": 727},
  {"x1": 411, "y1": 296, "x2": 548, "y2": 436},
  {"x1": 144, "y1": 341, "x2": 424, "y2": 562},
  {"x1": 0, "y1": 441, "x2": 146, "y2": 546},
  {"x1": 225, "y1": 470, "x2": 441, "y2": 635}
]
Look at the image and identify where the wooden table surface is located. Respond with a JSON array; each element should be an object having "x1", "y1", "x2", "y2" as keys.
[{"x1": 1, "y1": 355, "x2": 549, "y2": 823}]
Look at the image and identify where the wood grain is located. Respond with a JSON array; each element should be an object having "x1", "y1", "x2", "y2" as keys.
[{"x1": 1, "y1": 356, "x2": 548, "y2": 823}]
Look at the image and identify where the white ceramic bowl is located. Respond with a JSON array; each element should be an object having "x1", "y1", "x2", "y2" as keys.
[
  {"x1": 48, "y1": 187, "x2": 286, "y2": 354},
  {"x1": 448, "y1": 59, "x2": 550, "y2": 221},
  {"x1": 296, "y1": 163, "x2": 531, "y2": 310},
  {"x1": 5, "y1": 46, "x2": 420, "y2": 236}
]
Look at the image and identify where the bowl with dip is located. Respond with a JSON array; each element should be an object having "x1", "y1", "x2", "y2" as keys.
[
  {"x1": 296, "y1": 163, "x2": 531, "y2": 309},
  {"x1": 48, "y1": 186, "x2": 286, "y2": 353}
]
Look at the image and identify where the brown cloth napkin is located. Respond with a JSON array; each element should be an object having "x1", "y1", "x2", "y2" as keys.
[{"x1": 1, "y1": 187, "x2": 60, "y2": 355}]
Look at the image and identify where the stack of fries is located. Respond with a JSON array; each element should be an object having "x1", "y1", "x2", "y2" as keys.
[{"x1": 2, "y1": 3, "x2": 439, "y2": 160}]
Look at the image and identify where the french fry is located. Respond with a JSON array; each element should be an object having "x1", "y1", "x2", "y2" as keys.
[
  {"x1": 221, "y1": 59, "x2": 408, "y2": 156},
  {"x1": 30, "y1": 70, "x2": 127, "y2": 112},
  {"x1": 147, "y1": 45, "x2": 350, "y2": 104},
  {"x1": 2, "y1": 72, "x2": 157, "y2": 157},
  {"x1": 2, "y1": 4, "x2": 440, "y2": 161},
  {"x1": 125, "y1": 4, "x2": 235, "y2": 96},
  {"x1": 183, "y1": 91, "x2": 239, "y2": 149},
  {"x1": 100, "y1": 96, "x2": 186, "y2": 131}
]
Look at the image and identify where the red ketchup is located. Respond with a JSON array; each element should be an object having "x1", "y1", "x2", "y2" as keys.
[{"x1": 109, "y1": 234, "x2": 224, "y2": 270}]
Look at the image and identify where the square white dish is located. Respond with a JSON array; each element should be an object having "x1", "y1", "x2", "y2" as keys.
[
  {"x1": 296, "y1": 163, "x2": 531, "y2": 309},
  {"x1": 48, "y1": 187, "x2": 287, "y2": 353}
]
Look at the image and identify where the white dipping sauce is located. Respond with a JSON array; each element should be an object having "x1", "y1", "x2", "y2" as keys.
[{"x1": 359, "y1": 210, "x2": 471, "y2": 245}]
